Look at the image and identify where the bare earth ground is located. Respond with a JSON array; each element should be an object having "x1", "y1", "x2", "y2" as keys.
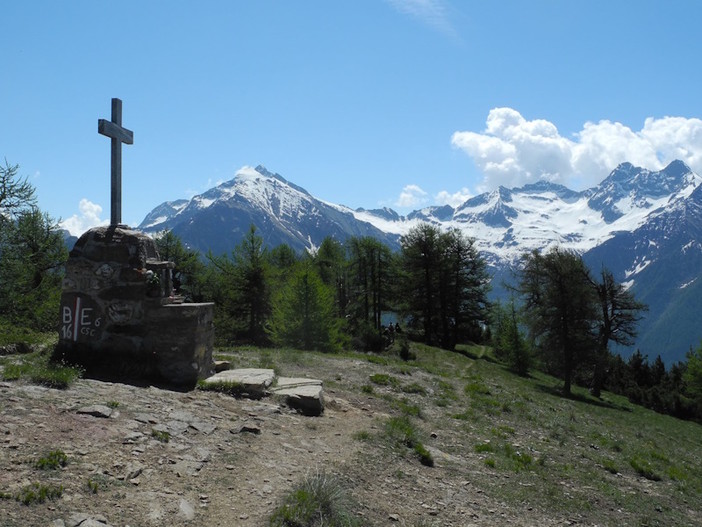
[{"x1": 0, "y1": 349, "x2": 696, "y2": 527}]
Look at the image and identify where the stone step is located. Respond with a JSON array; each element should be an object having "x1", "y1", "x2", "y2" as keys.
[
  {"x1": 200, "y1": 369, "x2": 324, "y2": 415},
  {"x1": 271, "y1": 377, "x2": 324, "y2": 416},
  {"x1": 199, "y1": 368, "x2": 275, "y2": 399}
]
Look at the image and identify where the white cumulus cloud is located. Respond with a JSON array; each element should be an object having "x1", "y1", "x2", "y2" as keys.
[
  {"x1": 435, "y1": 187, "x2": 472, "y2": 208},
  {"x1": 395, "y1": 184, "x2": 428, "y2": 208},
  {"x1": 452, "y1": 107, "x2": 702, "y2": 190},
  {"x1": 60, "y1": 199, "x2": 108, "y2": 236}
]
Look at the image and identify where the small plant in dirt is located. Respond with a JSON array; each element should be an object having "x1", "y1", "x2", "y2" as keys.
[
  {"x1": 86, "y1": 478, "x2": 99, "y2": 494},
  {"x1": 106, "y1": 401, "x2": 120, "y2": 409},
  {"x1": 151, "y1": 429, "x2": 170, "y2": 443},
  {"x1": 269, "y1": 471, "x2": 361, "y2": 527},
  {"x1": 401, "y1": 382, "x2": 427, "y2": 395},
  {"x1": 34, "y1": 450, "x2": 67, "y2": 470},
  {"x1": 352, "y1": 430, "x2": 371, "y2": 442},
  {"x1": 384, "y1": 415, "x2": 434, "y2": 467},
  {"x1": 15, "y1": 482, "x2": 64, "y2": 505}
]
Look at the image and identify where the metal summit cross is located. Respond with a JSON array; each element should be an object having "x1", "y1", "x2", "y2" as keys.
[{"x1": 98, "y1": 98, "x2": 134, "y2": 226}]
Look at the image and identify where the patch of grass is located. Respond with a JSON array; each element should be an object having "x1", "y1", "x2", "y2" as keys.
[
  {"x1": 602, "y1": 458, "x2": 618, "y2": 474},
  {"x1": 0, "y1": 321, "x2": 51, "y2": 348},
  {"x1": 464, "y1": 379, "x2": 491, "y2": 396},
  {"x1": 366, "y1": 355, "x2": 389, "y2": 366},
  {"x1": 34, "y1": 449, "x2": 68, "y2": 470},
  {"x1": 197, "y1": 379, "x2": 254, "y2": 397},
  {"x1": 2, "y1": 350, "x2": 82, "y2": 388},
  {"x1": 369, "y1": 373, "x2": 395, "y2": 386},
  {"x1": 394, "y1": 398, "x2": 422, "y2": 418},
  {"x1": 106, "y1": 400, "x2": 120, "y2": 409},
  {"x1": 401, "y1": 382, "x2": 427, "y2": 395},
  {"x1": 384, "y1": 415, "x2": 434, "y2": 467},
  {"x1": 16, "y1": 482, "x2": 64, "y2": 505},
  {"x1": 269, "y1": 471, "x2": 361, "y2": 527},
  {"x1": 503, "y1": 443, "x2": 534, "y2": 472},
  {"x1": 484, "y1": 458, "x2": 496, "y2": 468},
  {"x1": 151, "y1": 429, "x2": 170, "y2": 443},
  {"x1": 352, "y1": 430, "x2": 372, "y2": 442},
  {"x1": 629, "y1": 456, "x2": 662, "y2": 481},
  {"x1": 667, "y1": 465, "x2": 688, "y2": 482},
  {"x1": 491, "y1": 425, "x2": 515, "y2": 439},
  {"x1": 475, "y1": 442, "x2": 496, "y2": 453},
  {"x1": 360, "y1": 384, "x2": 374, "y2": 394},
  {"x1": 436, "y1": 380, "x2": 457, "y2": 401},
  {"x1": 413, "y1": 442, "x2": 434, "y2": 467}
]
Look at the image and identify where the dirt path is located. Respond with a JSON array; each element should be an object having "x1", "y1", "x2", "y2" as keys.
[{"x1": 0, "y1": 356, "x2": 571, "y2": 527}]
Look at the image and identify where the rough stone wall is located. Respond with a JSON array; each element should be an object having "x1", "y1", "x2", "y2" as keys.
[{"x1": 55, "y1": 226, "x2": 214, "y2": 386}]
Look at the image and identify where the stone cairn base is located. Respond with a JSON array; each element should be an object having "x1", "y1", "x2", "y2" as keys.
[{"x1": 55, "y1": 226, "x2": 214, "y2": 387}]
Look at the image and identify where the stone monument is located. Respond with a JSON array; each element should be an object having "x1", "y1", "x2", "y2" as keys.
[{"x1": 54, "y1": 98, "x2": 215, "y2": 386}]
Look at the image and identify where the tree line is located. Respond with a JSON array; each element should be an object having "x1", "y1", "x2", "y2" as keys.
[
  {"x1": 157, "y1": 223, "x2": 492, "y2": 354},
  {"x1": 2, "y1": 160, "x2": 702, "y2": 421},
  {"x1": 491, "y1": 246, "x2": 702, "y2": 420}
]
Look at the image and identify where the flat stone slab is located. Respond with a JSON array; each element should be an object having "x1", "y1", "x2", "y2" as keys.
[
  {"x1": 271, "y1": 377, "x2": 324, "y2": 416},
  {"x1": 200, "y1": 368, "x2": 275, "y2": 398}
]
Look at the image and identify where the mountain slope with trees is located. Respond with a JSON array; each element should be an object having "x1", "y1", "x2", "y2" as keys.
[{"x1": 137, "y1": 161, "x2": 702, "y2": 364}]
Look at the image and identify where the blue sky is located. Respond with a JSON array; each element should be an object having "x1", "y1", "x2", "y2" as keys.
[{"x1": 3, "y1": 1, "x2": 702, "y2": 235}]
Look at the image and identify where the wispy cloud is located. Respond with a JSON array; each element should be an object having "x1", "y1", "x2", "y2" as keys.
[
  {"x1": 452, "y1": 107, "x2": 702, "y2": 191},
  {"x1": 60, "y1": 198, "x2": 108, "y2": 235},
  {"x1": 385, "y1": 0, "x2": 458, "y2": 39},
  {"x1": 395, "y1": 184, "x2": 428, "y2": 208}
]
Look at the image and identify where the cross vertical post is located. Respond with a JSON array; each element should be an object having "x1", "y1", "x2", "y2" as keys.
[{"x1": 98, "y1": 98, "x2": 133, "y2": 226}]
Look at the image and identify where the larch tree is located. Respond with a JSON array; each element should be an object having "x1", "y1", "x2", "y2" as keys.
[{"x1": 517, "y1": 247, "x2": 598, "y2": 396}]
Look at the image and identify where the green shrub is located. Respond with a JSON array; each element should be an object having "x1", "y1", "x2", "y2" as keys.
[
  {"x1": 34, "y1": 450, "x2": 67, "y2": 470},
  {"x1": 16, "y1": 482, "x2": 63, "y2": 505},
  {"x1": 151, "y1": 429, "x2": 170, "y2": 443},
  {"x1": 269, "y1": 471, "x2": 361, "y2": 527}
]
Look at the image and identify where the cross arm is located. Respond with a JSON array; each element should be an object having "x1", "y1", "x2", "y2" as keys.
[{"x1": 98, "y1": 119, "x2": 134, "y2": 145}]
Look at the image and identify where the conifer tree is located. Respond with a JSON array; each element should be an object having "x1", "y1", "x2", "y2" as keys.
[
  {"x1": 517, "y1": 248, "x2": 597, "y2": 395},
  {"x1": 269, "y1": 264, "x2": 344, "y2": 352}
]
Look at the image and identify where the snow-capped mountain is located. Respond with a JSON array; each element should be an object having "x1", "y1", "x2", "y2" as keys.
[
  {"x1": 138, "y1": 161, "x2": 702, "y2": 364},
  {"x1": 355, "y1": 160, "x2": 701, "y2": 268},
  {"x1": 138, "y1": 165, "x2": 399, "y2": 255}
]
